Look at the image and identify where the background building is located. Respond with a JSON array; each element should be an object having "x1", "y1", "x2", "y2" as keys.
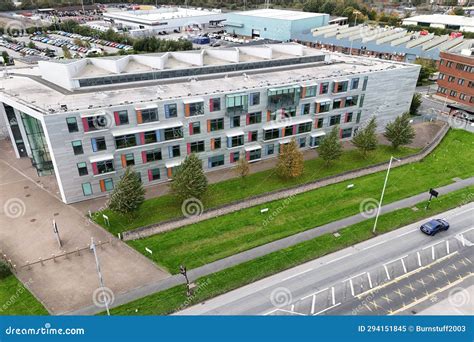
[
  {"x1": 225, "y1": 9, "x2": 329, "y2": 41},
  {"x1": 0, "y1": 43, "x2": 420, "y2": 204},
  {"x1": 402, "y1": 14, "x2": 474, "y2": 33},
  {"x1": 436, "y1": 45, "x2": 474, "y2": 107}
]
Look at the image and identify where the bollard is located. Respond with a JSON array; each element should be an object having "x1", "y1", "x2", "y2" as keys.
[
  {"x1": 52, "y1": 254, "x2": 56, "y2": 262},
  {"x1": 76, "y1": 247, "x2": 80, "y2": 256},
  {"x1": 39, "y1": 257, "x2": 43, "y2": 266},
  {"x1": 63, "y1": 250, "x2": 69, "y2": 259}
]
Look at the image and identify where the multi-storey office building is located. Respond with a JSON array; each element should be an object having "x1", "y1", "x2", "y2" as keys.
[{"x1": 0, "y1": 43, "x2": 420, "y2": 204}]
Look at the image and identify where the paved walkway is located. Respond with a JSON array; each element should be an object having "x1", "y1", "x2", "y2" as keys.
[
  {"x1": 0, "y1": 146, "x2": 170, "y2": 315},
  {"x1": 69, "y1": 175, "x2": 474, "y2": 315}
]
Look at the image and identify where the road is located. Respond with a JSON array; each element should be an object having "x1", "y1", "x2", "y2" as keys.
[{"x1": 177, "y1": 203, "x2": 474, "y2": 316}]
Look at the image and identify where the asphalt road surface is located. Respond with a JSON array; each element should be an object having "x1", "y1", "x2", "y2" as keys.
[{"x1": 177, "y1": 203, "x2": 474, "y2": 316}]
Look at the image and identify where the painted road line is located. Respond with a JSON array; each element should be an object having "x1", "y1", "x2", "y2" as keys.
[
  {"x1": 397, "y1": 229, "x2": 417, "y2": 238},
  {"x1": 313, "y1": 303, "x2": 341, "y2": 316},
  {"x1": 356, "y1": 252, "x2": 459, "y2": 299},
  {"x1": 290, "y1": 304, "x2": 295, "y2": 312},
  {"x1": 311, "y1": 295, "x2": 316, "y2": 314},
  {"x1": 401, "y1": 258, "x2": 407, "y2": 274},
  {"x1": 417, "y1": 252, "x2": 422, "y2": 267},
  {"x1": 460, "y1": 227, "x2": 474, "y2": 235},
  {"x1": 422, "y1": 240, "x2": 445, "y2": 251},
  {"x1": 367, "y1": 272, "x2": 373, "y2": 289},
  {"x1": 282, "y1": 268, "x2": 312, "y2": 281},
  {"x1": 263, "y1": 308, "x2": 305, "y2": 316},
  {"x1": 384, "y1": 265, "x2": 391, "y2": 280},
  {"x1": 325, "y1": 253, "x2": 352, "y2": 265},
  {"x1": 349, "y1": 279, "x2": 355, "y2": 297},
  {"x1": 362, "y1": 240, "x2": 388, "y2": 251},
  {"x1": 343, "y1": 272, "x2": 367, "y2": 282},
  {"x1": 301, "y1": 288, "x2": 329, "y2": 301},
  {"x1": 446, "y1": 240, "x2": 450, "y2": 254},
  {"x1": 331, "y1": 287, "x2": 336, "y2": 306},
  {"x1": 384, "y1": 255, "x2": 409, "y2": 266},
  {"x1": 389, "y1": 273, "x2": 473, "y2": 315}
]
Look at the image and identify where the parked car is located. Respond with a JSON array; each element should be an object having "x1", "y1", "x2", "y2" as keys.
[{"x1": 420, "y1": 219, "x2": 449, "y2": 236}]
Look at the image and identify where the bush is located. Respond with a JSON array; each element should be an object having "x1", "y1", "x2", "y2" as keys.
[{"x1": 0, "y1": 260, "x2": 12, "y2": 279}]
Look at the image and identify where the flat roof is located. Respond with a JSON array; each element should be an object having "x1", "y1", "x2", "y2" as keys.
[
  {"x1": 103, "y1": 7, "x2": 222, "y2": 24},
  {"x1": 232, "y1": 9, "x2": 327, "y2": 21},
  {"x1": 403, "y1": 14, "x2": 474, "y2": 27},
  {"x1": 0, "y1": 49, "x2": 418, "y2": 116}
]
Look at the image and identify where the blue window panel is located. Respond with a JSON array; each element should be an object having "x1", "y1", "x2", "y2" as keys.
[
  {"x1": 91, "y1": 138, "x2": 98, "y2": 152},
  {"x1": 156, "y1": 130, "x2": 161, "y2": 142},
  {"x1": 164, "y1": 105, "x2": 170, "y2": 118},
  {"x1": 227, "y1": 137, "x2": 231, "y2": 148},
  {"x1": 168, "y1": 145, "x2": 173, "y2": 158}
]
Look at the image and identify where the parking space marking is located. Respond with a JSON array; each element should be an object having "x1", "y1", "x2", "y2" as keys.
[
  {"x1": 417, "y1": 251, "x2": 422, "y2": 267},
  {"x1": 446, "y1": 240, "x2": 450, "y2": 254},
  {"x1": 367, "y1": 272, "x2": 373, "y2": 289},
  {"x1": 349, "y1": 279, "x2": 355, "y2": 296},
  {"x1": 331, "y1": 287, "x2": 336, "y2": 306},
  {"x1": 301, "y1": 287, "x2": 328, "y2": 301},
  {"x1": 310, "y1": 295, "x2": 316, "y2": 314},
  {"x1": 401, "y1": 258, "x2": 407, "y2": 273},
  {"x1": 384, "y1": 265, "x2": 391, "y2": 280},
  {"x1": 313, "y1": 303, "x2": 341, "y2": 316}
]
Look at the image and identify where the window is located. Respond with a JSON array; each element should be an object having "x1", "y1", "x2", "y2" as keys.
[
  {"x1": 208, "y1": 155, "x2": 225, "y2": 168},
  {"x1": 228, "y1": 135, "x2": 244, "y2": 148},
  {"x1": 305, "y1": 85, "x2": 317, "y2": 98},
  {"x1": 333, "y1": 99, "x2": 342, "y2": 109},
  {"x1": 299, "y1": 137, "x2": 306, "y2": 148},
  {"x1": 458, "y1": 78, "x2": 465, "y2": 86},
  {"x1": 333, "y1": 81, "x2": 348, "y2": 93},
  {"x1": 320, "y1": 82, "x2": 329, "y2": 94},
  {"x1": 141, "y1": 108, "x2": 159, "y2": 123},
  {"x1": 446, "y1": 61, "x2": 453, "y2": 68},
  {"x1": 448, "y1": 75, "x2": 455, "y2": 82},
  {"x1": 188, "y1": 102, "x2": 204, "y2": 116},
  {"x1": 298, "y1": 122, "x2": 312, "y2": 134},
  {"x1": 345, "y1": 112, "x2": 353, "y2": 123},
  {"x1": 345, "y1": 96, "x2": 358, "y2": 107},
  {"x1": 231, "y1": 116, "x2": 240, "y2": 128},
  {"x1": 226, "y1": 93, "x2": 249, "y2": 115},
  {"x1": 317, "y1": 117, "x2": 324, "y2": 128},
  {"x1": 341, "y1": 128, "x2": 352, "y2": 139},
  {"x1": 317, "y1": 101, "x2": 331, "y2": 113},
  {"x1": 249, "y1": 130, "x2": 258, "y2": 142},
  {"x1": 82, "y1": 183, "x2": 92, "y2": 196},
  {"x1": 266, "y1": 144, "x2": 274, "y2": 155},
  {"x1": 351, "y1": 78, "x2": 359, "y2": 90},
  {"x1": 124, "y1": 153, "x2": 135, "y2": 166},
  {"x1": 149, "y1": 168, "x2": 160, "y2": 181},
  {"x1": 144, "y1": 131, "x2": 158, "y2": 144},
  {"x1": 302, "y1": 103, "x2": 311, "y2": 115},
  {"x1": 114, "y1": 134, "x2": 137, "y2": 149},
  {"x1": 359, "y1": 94, "x2": 365, "y2": 107},
  {"x1": 91, "y1": 137, "x2": 107, "y2": 152},
  {"x1": 264, "y1": 128, "x2": 280, "y2": 141},
  {"x1": 209, "y1": 98, "x2": 221, "y2": 112},
  {"x1": 468, "y1": 81, "x2": 474, "y2": 89},
  {"x1": 214, "y1": 137, "x2": 221, "y2": 149},
  {"x1": 310, "y1": 135, "x2": 323, "y2": 147},
  {"x1": 191, "y1": 122, "x2": 201, "y2": 135},
  {"x1": 362, "y1": 76, "x2": 368, "y2": 91},
  {"x1": 330, "y1": 115, "x2": 341, "y2": 126},
  {"x1": 164, "y1": 103, "x2": 178, "y2": 118},
  {"x1": 209, "y1": 118, "x2": 224, "y2": 131},
  {"x1": 438, "y1": 73, "x2": 445, "y2": 80},
  {"x1": 249, "y1": 92, "x2": 260, "y2": 106},
  {"x1": 72, "y1": 140, "x2": 83, "y2": 155},
  {"x1": 77, "y1": 162, "x2": 88, "y2": 176},
  {"x1": 103, "y1": 178, "x2": 114, "y2": 192},
  {"x1": 459, "y1": 93, "x2": 467, "y2": 101},
  {"x1": 231, "y1": 151, "x2": 240, "y2": 163},
  {"x1": 146, "y1": 149, "x2": 162, "y2": 162},
  {"x1": 248, "y1": 112, "x2": 262, "y2": 125},
  {"x1": 169, "y1": 145, "x2": 180, "y2": 158},
  {"x1": 164, "y1": 127, "x2": 183, "y2": 141},
  {"x1": 97, "y1": 160, "x2": 114, "y2": 174},
  {"x1": 66, "y1": 117, "x2": 78, "y2": 133},
  {"x1": 248, "y1": 149, "x2": 261, "y2": 161},
  {"x1": 190, "y1": 141, "x2": 205, "y2": 153},
  {"x1": 356, "y1": 110, "x2": 362, "y2": 123},
  {"x1": 449, "y1": 90, "x2": 457, "y2": 97},
  {"x1": 116, "y1": 110, "x2": 129, "y2": 125}
]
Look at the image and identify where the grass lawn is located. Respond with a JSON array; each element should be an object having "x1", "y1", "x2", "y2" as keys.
[
  {"x1": 0, "y1": 274, "x2": 48, "y2": 315},
  {"x1": 110, "y1": 185, "x2": 474, "y2": 315},
  {"x1": 129, "y1": 130, "x2": 474, "y2": 273},
  {"x1": 96, "y1": 145, "x2": 418, "y2": 234}
]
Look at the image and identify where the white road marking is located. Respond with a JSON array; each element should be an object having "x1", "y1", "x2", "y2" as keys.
[
  {"x1": 310, "y1": 295, "x2": 316, "y2": 314},
  {"x1": 367, "y1": 272, "x2": 373, "y2": 289},
  {"x1": 460, "y1": 227, "x2": 474, "y2": 235},
  {"x1": 397, "y1": 229, "x2": 417, "y2": 237},
  {"x1": 343, "y1": 272, "x2": 367, "y2": 282},
  {"x1": 384, "y1": 255, "x2": 409, "y2": 266},
  {"x1": 422, "y1": 240, "x2": 446, "y2": 250},
  {"x1": 446, "y1": 240, "x2": 450, "y2": 254},
  {"x1": 401, "y1": 258, "x2": 408, "y2": 273},
  {"x1": 384, "y1": 264, "x2": 391, "y2": 280},
  {"x1": 349, "y1": 278, "x2": 355, "y2": 297},
  {"x1": 331, "y1": 287, "x2": 336, "y2": 306},
  {"x1": 325, "y1": 253, "x2": 352, "y2": 265},
  {"x1": 417, "y1": 251, "x2": 422, "y2": 267},
  {"x1": 282, "y1": 269, "x2": 312, "y2": 281},
  {"x1": 290, "y1": 304, "x2": 295, "y2": 312},
  {"x1": 361, "y1": 240, "x2": 388, "y2": 250},
  {"x1": 431, "y1": 245, "x2": 435, "y2": 260},
  {"x1": 313, "y1": 303, "x2": 341, "y2": 316},
  {"x1": 301, "y1": 288, "x2": 328, "y2": 301}
]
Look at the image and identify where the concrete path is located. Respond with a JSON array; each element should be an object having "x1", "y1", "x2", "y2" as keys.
[
  {"x1": 0, "y1": 147, "x2": 170, "y2": 315},
  {"x1": 69, "y1": 175, "x2": 474, "y2": 315}
]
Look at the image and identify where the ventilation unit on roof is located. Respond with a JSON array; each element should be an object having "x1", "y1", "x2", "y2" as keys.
[{"x1": 60, "y1": 104, "x2": 68, "y2": 111}]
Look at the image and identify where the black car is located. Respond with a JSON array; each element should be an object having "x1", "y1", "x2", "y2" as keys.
[{"x1": 420, "y1": 219, "x2": 450, "y2": 236}]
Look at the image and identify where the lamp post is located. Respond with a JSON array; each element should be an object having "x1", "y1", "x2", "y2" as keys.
[
  {"x1": 90, "y1": 238, "x2": 110, "y2": 316},
  {"x1": 349, "y1": 10, "x2": 362, "y2": 56},
  {"x1": 373, "y1": 156, "x2": 401, "y2": 234},
  {"x1": 179, "y1": 265, "x2": 191, "y2": 296}
]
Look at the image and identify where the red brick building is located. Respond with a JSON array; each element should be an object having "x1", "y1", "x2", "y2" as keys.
[{"x1": 436, "y1": 49, "x2": 474, "y2": 106}]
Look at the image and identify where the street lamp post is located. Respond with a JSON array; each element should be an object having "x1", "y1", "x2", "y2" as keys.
[
  {"x1": 372, "y1": 156, "x2": 401, "y2": 234},
  {"x1": 90, "y1": 238, "x2": 110, "y2": 316},
  {"x1": 179, "y1": 265, "x2": 191, "y2": 296},
  {"x1": 349, "y1": 10, "x2": 361, "y2": 56}
]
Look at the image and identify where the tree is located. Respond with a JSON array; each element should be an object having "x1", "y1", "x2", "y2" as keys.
[
  {"x1": 352, "y1": 117, "x2": 378, "y2": 157},
  {"x1": 415, "y1": 58, "x2": 437, "y2": 86},
  {"x1": 410, "y1": 93, "x2": 422, "y2": 115},
  {"x1": 62, "y1": 45, "x2": 72, "y2": 59},
  {"x1": 318, "y1": 126, "x2": 343, "y2": 166},
  {"x1": 108, "y1": 167, "x2": 145, "y2": 219},
  {"x1": 171, "y1": 153, "x2": 208, "y2": 201},
  {"x1": 276, "y1": 139, "x2": 304, "y2": 179},
  {"x1": 27, "y1": 41, "x2": 36, "y2": 49},
  {"x1": 2, "y1": 51, "x2": 10, "y2": 65},
  {"x1": 452, "y1": 7, "x2": 465, "y2": 16},
  {"x1": 384, "y1": 112, "x2": 415, "y2": 150},
  {"x1": 235, "y1": 153, "x2": 250, "y2": 179}
]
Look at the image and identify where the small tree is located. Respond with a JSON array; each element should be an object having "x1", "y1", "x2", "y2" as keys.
[
  {"x1": 352, "y1": 117, "x2": 378, "y2": 157},
  {"x1": 410, "y1": 93, "x2": 422, "y2": 116},
  {"x1": 62, "y1": 45, "x2": 72, "y2": 59},
  {"x1": 276, "y1": 139, "x2": 304, "y2": 179},
  {"x1": 235, "y1": 153, "x2": 250, "y2": 179},
  {"x1": 171, "y1": 153, "x2": 208, "y2": 201},
  {"x1": 108, "y1": 167, "x2": 145, "y2": 219},
  {"x1": 318, "y1": 126, "x2": 343, "y2": 166},
  {"x1": 384, "y1": 112, "x2": 416, "y2": 150}
]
